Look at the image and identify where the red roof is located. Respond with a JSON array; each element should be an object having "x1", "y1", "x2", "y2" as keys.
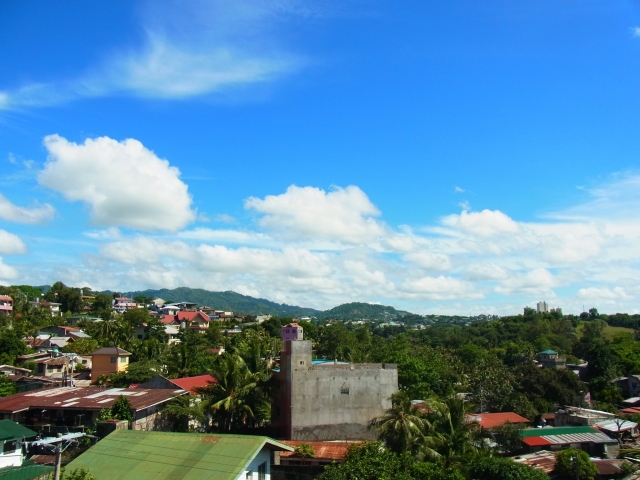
[
  {"x1": 159, "y1": 315, "x2": 178, "y2": 324},
  {"x1": 620, "y1": 407, "x2": 640, "y2": 414},
  {"x1": 177, "y1": 311, "x2": 210, "y2": 323},
  {"x1": 466, "y1": 412, "x2": 530, "y2": 429},
  {"x1": 280, "y1": 441, "x2": 360, "y2": 460},
  {"x1": 522, "y1": 437, "x2": 553, "y2": 447},
  {"x1": 169, "y1": 375, "x2": 217, "y2": 395}
]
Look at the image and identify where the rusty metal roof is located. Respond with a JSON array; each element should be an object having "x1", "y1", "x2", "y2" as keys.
[
  {"x1": 0, "y1": 387, "x2": 187, "y2": 413},
  {"x1": 280, "y1": 441, "x2": 360, "y2": 461}
]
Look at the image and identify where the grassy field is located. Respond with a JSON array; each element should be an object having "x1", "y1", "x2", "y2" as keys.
[{"x1": 576, "y1": 323, "x2": 636, "y2": 341}]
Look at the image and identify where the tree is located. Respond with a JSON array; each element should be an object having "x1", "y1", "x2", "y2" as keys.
[
  {"x1": 163, "y1": 395, "x2": 205, "y2": 432},
  {"x1": 370, "y1": 390, "x2": 426, "y2": 457},
  {"x1": 294, "y1": 443, "x2": 315, "y2": 465},
  {"x1": 110, "y1": 395, "x2": 133, "y2": 422},
  {"x1": 0, "y1": 376, "x2": 16, "y2": 397},
  {"x1": 467, "y1": 456, "x2": 548, "y2": 480},
  {"x1": 491, "y1": 422, "x2": 525, "y2": 454},
  {"x1": 318, "y1": 442, "x2": 415, "y2": 480},
  {"x1": 588, "y1": 308, "x2": 599, "y2": 319},
  {"x1": 0, "y1": 330, "x2": 28, "y2": 364},
  {"x1": 108, "y1": 360, "x2": 164, "y2": 387},
  {"x1": 200, "y1": 354, "x2": 259, "y2": 432},
  {"x1": 554, "y1": 449, "x2": 598, "y2": 480},
  {"x1": 58, "y1": 468, "x2": 97, "y2": 480},
  {"x1": 62, "y1": 338, "x2": 100, "y2": 355}
]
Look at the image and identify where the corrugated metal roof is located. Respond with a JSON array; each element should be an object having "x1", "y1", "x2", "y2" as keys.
[
  {"x1": 596, "y1": 420, "x2": 637, "y2": 432},
  {"x1": 67, "y1": 430, "x2": 293, "y2": 480},
  {"x1": 281, "y1": 441, "x2": 359, "y2": 460},
  {"x1": 522, "y1": 437, "x2": 552, "y2": 447},
  {"x1": 0, "y1": 387, "x2": 186, "y2": 413},
  {"x1": 466, "y1": 412, "x2": 530, "y2": 429},
  {"x1": 542, "y1": 432, "x2": 615, "y2": 444},
  {"x1": 90, "y1": 347, "x2": 131, "y2": 356},
  {"x1": 520, "y1": 426, "x2": 597, "y2": 437},
  {"x1": 0, "y1": 420, "x2": 37, "y2": 442},
  {"x1": 0, "y1": 463, "x2": 54, "y2": 480}
]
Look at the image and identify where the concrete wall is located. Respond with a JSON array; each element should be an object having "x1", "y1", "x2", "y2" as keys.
[{"x1": 274, "y1": 340, "x2": 398, "y2": 441}]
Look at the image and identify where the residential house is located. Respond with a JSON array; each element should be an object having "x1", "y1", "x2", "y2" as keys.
[
  {"x1": 158, "y1": 305, "x2": 181, "y2": 316},
  {"x1": 36, "y1": 336, "x2": 74, "y2": 352},
  {"x1": 0, "y1": 296, "x2": 12, "y2": 316},
  {"x1": 256, "y1": 315, "x2": 272, "y2": 323},
  {"x1": 538, "y1": 350, "x2": 566, "y2": 369},
  {"x1": 0, "y1": 387, "x2": 187, "y2": 432},
  {"x1": 113, "y1": 297, "x2": 137, "y2": 314},
  {"x1": 466, "y1": 412, "x2": 531, "y2": 429},
  {"x1": 520, "y1": 426, "x2": 620, "y2": 458},
  {"x1": 90, "y1": 347, "x2": 130, "y2": 384},
  {"x1": 281, "y1": 323, "x2": 303, "y2": 341},
  {"x1": 29, "y1": 300, "x2": 62, "y2": 317},
  {"x1": 0, "y1": 420, "x2": 38, "y2": 468},
  {"x1": 0, "y1": 365, "x2": 32, "y2": 377},
  {"x1": 135, "y1": 323, "x2": 180, "y2": 344},
  {"x1": 38, "y1": 325, "x2": 90, "y2": 340},
  {"x1": 160, "y1": 311, "x2": 210, "y2": 331},
  {"x1": 66, "y1": 315, "x2": 102, "y2": 327},
  {"x1": 277, "y1": 440, "x2": 355, "y2": 467},
  {"x1": 66, "y1": 430, "x2": 293, "y2": 480},
  {"x1": 138, "y1": 374, "x2": 216, "y2": 395},
  {"x1": 555, "y1": 406, "x2": 617, "y2": 427}
]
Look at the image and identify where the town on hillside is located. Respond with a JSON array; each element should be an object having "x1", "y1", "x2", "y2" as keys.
[{"x1": 1, "y1": 283, "x2": 640, "y2": 480}]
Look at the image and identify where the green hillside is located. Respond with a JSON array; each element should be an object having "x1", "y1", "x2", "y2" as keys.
[
  {"x1": 319, "y1": 302, "x2": 410, "y2": 321},
  {"x1": 125, "y1": 287, "x2": 322, "y2": 317}
]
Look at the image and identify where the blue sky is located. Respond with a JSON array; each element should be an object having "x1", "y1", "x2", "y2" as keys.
[{"x1": 1, "y1": 0, "x2": 640, "y2": 314}]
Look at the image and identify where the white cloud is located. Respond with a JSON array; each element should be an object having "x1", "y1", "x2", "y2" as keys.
[
  {"x1": 441, "y1": 209, "x2": 520, "y2": 237},
  {"x1": 0, "y1": 257, "x2": 18, "y2": 283},
  {"x1": 401, "y1": 276, "x2": 482, "y2": 300},
  {"x1": 39, "y1": 135, "x2": 195, "y2": 232},
  {"x1": 213, "y1": 214, "x2": 237, "y2": 224},
  {"x1": 577, "y1": 286, "x2": 630, "y2": 300},
  {"x1": 0, "y1": 230, "x2": 27, "y2": 255},
  {"x1": 494, "y1": 268, "x2": 557, "y2": 296},
  {"x1": 464, "y1": 263, "x2": 510, "y2": 281},
  {"x1": 403, "y1": 251, "x2": 452, "y2": 271},
  {"x1": 178, "y1": 228, "x2": 272, "y2": 244},
  {"x1": 245, "y1": 185, "x2": 387, "y2": 244},
  {"x1": 633, "y1": 27, "x2": 640, "y2": 37},
  {"x1": 0, "y1": 193, "x2": 55, "y2": 224},
  {"x1": 83, "y1": 227, "x2": 122, "y2": 240},
  {"x1": 0, "y1": 1, "x2": 308, "y2": 111},
  {"x1": 454, "y1": 186, "x2": 465, "y2": 193}
]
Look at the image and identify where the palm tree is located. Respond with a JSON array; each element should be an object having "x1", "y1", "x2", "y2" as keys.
[
  {"x1": 202, "y1": 353, "x2": 259, "y2": 432},
  {"x1": 370, "y1": 390, "x2": 429, "y2": 457}
]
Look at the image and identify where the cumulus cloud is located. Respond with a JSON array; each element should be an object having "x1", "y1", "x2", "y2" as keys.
[
  {"x1": 401, "y1": 276, "x2": 482, "y2": 300},
  {"x1": 0, "y1": 230, "x2": 27, "y2": 255},
  {"x1": 0, "y1": 193, "x2": 55, "y2": 224},
  {"x1": 39, "y1": 135, "x2": 195, "y2": 232},
  {"x1": 441, "y1": 209, "x2": 520, "y2": 237},
  {"x1": 494, "y1": 268, "x2": 557, "y2": 296},
  {"x1": 0, "y1": 257, "x2": 18, "y2": 283},
  {"x1": 403, "y1": 251, "x2": 452, "y2": 271},
  {"x1": 245, "y1": 185, "x2": 387, "y2": 245},
  {"x1": 577, "y1": 286, "x2": 630, "y2": 300}
]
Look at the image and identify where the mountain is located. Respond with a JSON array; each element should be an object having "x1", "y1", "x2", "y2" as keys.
[
  {"x1": 123, "y1": 287, "x2": 322, "y2": 317},
  {"x1": 319, "y1": 302, "x2": 410, "y2": 321}
]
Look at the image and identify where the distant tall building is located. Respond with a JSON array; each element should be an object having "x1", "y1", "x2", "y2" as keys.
[
  {"x1": 537, "y1": 301, "x2": 549, "y2": 313},
  {"x1": 550, "y1": 307, "x2": 562, "y2": 314}
]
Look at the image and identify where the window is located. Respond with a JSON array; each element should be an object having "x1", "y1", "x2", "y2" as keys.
[
  {"x1": 258, "y1": 462, "x2": 266, "y2": 480},
  {"x1": 246, "y1": 471, "x2": 253, "y2": 480},
  {"x1": 111, "y1": 357, "x2": 117, "y2": 363},
  {"x1": 341, "y1": 387, "x2": 350, "y2": 395},
  {"x1": 120, "y1": 357, "x2": 127, "y2": 363}
]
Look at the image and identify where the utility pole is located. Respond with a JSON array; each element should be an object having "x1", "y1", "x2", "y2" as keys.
[{"x1": 27, "y1": 432, "x2": 90, "y2": 480}]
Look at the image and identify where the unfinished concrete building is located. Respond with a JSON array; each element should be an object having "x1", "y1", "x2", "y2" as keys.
[{"x1": 272, "y1": 338, "x2": 398, "y2": 441}]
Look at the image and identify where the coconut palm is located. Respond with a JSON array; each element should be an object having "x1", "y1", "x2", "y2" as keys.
[
  {"x1": 370, "y1": 390, "x2": 429, "y2": 457},
  {"x1": 202, "y1": 353, "x2": 260, "y2": 432}
]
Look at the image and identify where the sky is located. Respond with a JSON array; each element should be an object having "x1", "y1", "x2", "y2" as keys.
[{"x1": 1, "y1": 1, "x2": 640, "y2": 315}]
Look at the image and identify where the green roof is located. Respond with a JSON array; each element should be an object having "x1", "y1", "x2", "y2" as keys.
[
  {"x1": 0, "y1": 420, "x2": 37, "y2": 442},
  {"x1": 540, "y1": 350, "x2": 558, "y2": 354},
  {"x1": 520, "y1": 426, "x2": 597, "y2": 437},
  {"x1": 66, "y1": 430, "x2": 293, "y2": 480},
  {"x1": 0, "y1": 464, "x2": 54, "y2": 480}
]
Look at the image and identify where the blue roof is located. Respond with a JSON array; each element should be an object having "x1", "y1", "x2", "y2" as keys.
[{"x1": 540, "y1": 350, "x2": 558, "y2": 354}]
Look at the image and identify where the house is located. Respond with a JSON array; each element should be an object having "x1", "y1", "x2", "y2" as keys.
[
  {"x1": 0, "y1": 420, "x2": 38, "y2": 468},
  {"x1": 137, "y1": 374, "x2": 216, "y2": 395},
  {"x1": 272, "y1": 334, "x2": 398, "y2": 441},
  {"x1": 66, "y1": 315, "x2": 102, "y2": 327},
  {"x1": 281, "y1": 323, "x2": 303, "y2": 341},
  {"x1": 278, "y1": 440, "x2": 355, "y2": 466},
  {"x1": 520, "y1": 426, "x2": 620, "y2": 458},
  {"x1": 38, "y1": 325, "x2": 90, "y2": 340},
  {"x1": 555, "y1": 406, "x2": 617, "y2": 427},
  {"x1": 66, "y1": 430, "x2": 293, "y2": 480},
  {"x1": 595, "y1": 419, "x2": 638, "y2": 439},
  {"x1": 90, "y1": 347, "x2": 131, "y2": 384},
  {"x1": 36, "y1": 336, "x2": 74, "y2": 351},
  {"x1": 0, "y1": 296, "x2": 12, "y2": 316},
  {"x1": 256, "y1": 315, "x2": 272, "y2": 323},
  {"x1": 113, "y1": 297, "x2": 137, "y2": 314},
  {"x1": 159, "y1": 312, "x2": 210, "y2": 331},
  {"x1": 0, "y1": 365, "x2": 32, "y2": 377},
  {"x1": 466, "y1": 412, "x2": 531, "y2": 429},
  {"x1": 29, "y1": 300, "x2": 62, "y2": 316},
  {"x1": 0, "y1": 387, "x2": 187, "y2": 431},
  {"x1": 158, "y1": 305, "x2": 181, "y2": 316},
  {"x1": 538, "y1": 350, "x2": 566, "y2": 368},
  {"x1": 135, "y1": 324, "x2": 180, "y2": 343}
]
